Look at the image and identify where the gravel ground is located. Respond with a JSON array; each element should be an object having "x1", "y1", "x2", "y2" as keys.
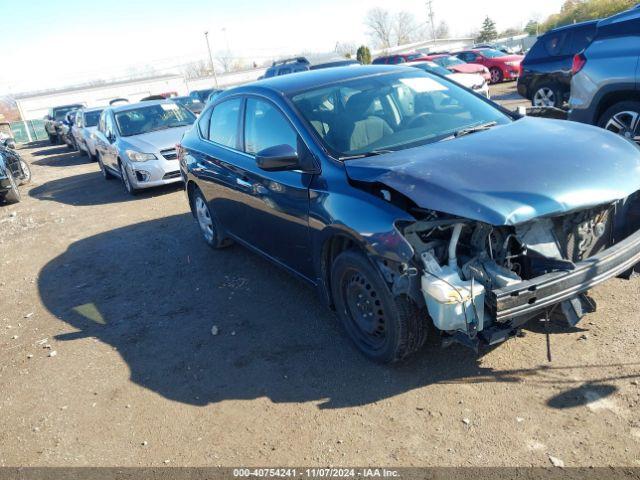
[{"x1": 1, "y1": 86, "x2": 640, "y2": 468}]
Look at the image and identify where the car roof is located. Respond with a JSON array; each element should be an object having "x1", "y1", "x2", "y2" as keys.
[
  {"x1": 109, "y1": 99, "x2": 174, "y2": 113},
  {"x1": 546, "y1": 19, "x2": 598, "y2": 34},
  {"x1": 232, "y1": 65, "x2": 406, "y2": 96},
  {"x1": 82, "y1": 106, "x2": 106, "y2": 113}
]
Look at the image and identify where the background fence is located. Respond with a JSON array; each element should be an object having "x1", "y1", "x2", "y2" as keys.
[{"x1": 8, "y1": 120, "x2": 48, "y2": 144}]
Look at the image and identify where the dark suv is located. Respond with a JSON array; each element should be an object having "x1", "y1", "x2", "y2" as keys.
[
  {"x1": 517, "y1": 20, "x2": 597, "y2": 107},
  {"x1": 262, "y1": 57, "x2": 310, "y2": 78},
  {"x1": 44, "y1": 104, "x2": 85, "y2": 144}
]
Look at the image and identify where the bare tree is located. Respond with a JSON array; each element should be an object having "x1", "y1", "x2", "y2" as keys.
[
  {"x1": 393, "y1": 11, "x2": 422, "y2": 46},
  {"x1": 435, "y1": 20, "x2": 450, "y2": 39},
  {"x1": 216, "y1": 50, "x2": 234, "y2": 73},
  {"x1": 335, "y1": 41, "x2": 357, "y2": 58},
  {"x1": 365, "y1": 8, "x2": 393, "y2": 48},
  {"x1": 182, "y1": 60, "x2": 210, "y2": 80}
]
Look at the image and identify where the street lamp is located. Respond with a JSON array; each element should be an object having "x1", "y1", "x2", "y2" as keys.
[{"x1": 204, "y1": 31, "x2": 219, "y2": 88}]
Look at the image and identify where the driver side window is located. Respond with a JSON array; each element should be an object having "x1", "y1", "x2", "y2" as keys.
[{"x1": 244, "y1": 98, "x2": 297, "y2": 155}]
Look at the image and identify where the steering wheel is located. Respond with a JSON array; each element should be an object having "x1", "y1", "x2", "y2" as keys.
[{"x1": 407, "y1": 112, "x2": 432, "y2": 129}]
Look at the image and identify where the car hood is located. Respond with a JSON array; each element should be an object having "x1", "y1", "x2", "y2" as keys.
[
  {"x1": 450, "y1": 63, "x2": 486, "y2": 74},
  {"x1": 448, "y1": 73, "x2": 485, "y2": 89},
  {"x1": 344, "y1": 117, "x2": 640, "y2": 226},
  {"x1": 121, "y1": 125, "x2": 192, "y2": 152}
]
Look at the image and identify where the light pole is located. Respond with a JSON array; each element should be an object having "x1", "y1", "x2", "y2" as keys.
[{"x1": 204, "y1": 31, "x2": 219, "y2": 88}]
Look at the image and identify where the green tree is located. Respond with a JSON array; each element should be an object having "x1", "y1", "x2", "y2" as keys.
[
  {"x1": 356, "y1": 45, "x2": 372, "y2": 64},
  {"x1": 524, "y1": 20, "x2": 540, "y2": 36},
  {"x1": 477, "y1": 16, "x2": 498, "y2": 43},
  {"x1": 540, "y1": 0, "x2": 635, "y2": 32}
]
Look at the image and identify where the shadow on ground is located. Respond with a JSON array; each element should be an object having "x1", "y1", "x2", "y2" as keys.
[
  {"x1": 29, "y1": 171, "x2": 182, "y2": 206},
  {"x1": 37, "y1": 210, "x2": 638, "y2": 409}
]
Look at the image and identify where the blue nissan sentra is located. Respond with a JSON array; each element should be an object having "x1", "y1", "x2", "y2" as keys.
[{"x1": 178, "y1": 65, "x2": 640, "y2": 363}]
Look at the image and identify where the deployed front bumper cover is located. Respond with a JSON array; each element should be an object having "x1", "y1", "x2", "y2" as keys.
[{"x1": 488, "y1": 228, "x2": 640, "y2": 321}]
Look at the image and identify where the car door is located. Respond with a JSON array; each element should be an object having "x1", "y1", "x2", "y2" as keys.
[
  {"x1": 103, "y1": 112, "x2": 119, "y2": 171},
  {"x1": 235, "y1": 96, "x2": 314, "y2": 278},
  {"x1": 72, "y1": 112, "x2": 84, "y2": 149}
]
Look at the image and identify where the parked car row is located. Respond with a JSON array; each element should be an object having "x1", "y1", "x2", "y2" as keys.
[{"x1": 373, "y1": 48, "x2": 523, "y2": 85}]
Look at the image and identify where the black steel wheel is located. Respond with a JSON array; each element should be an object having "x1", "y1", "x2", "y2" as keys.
[{"x1": 331, "y1": 250, "x2": 427, "y2": 363}]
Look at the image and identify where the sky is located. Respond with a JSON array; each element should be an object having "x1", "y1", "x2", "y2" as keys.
[{"x1": 0, "y1": 0, "x2": 565, "y2": 95}]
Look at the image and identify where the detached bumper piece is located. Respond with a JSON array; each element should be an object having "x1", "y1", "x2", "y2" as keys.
[{"x1": 488, "y1": 228, "x2": 640, "y2": 322}]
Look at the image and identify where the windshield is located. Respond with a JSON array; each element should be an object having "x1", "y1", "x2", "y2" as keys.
[
  {"x1": 114, "y1": 103, "x2": 196, "y2": 137},
  {"x1": 84, "y1": 110, "x2": 103, "y2": 127},
  {"x1": 412, "y1": 62, "x2": 451, "y2": 76},
  {"x1": 54, "y1": 106, "x2": 82, "y2": 121},
  {"x1": 290, "y1": 70, "x2": 510, "y2": 158},
  {"x1": 433, "y1": 56, "x2": 465, "y2": 67},
  {"x1": 478, "y1": 49, "x2": 507, "y2": 58}
]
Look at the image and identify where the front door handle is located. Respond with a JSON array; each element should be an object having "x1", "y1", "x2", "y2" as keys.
[{"x1": 236, "y1": 178, "x2": 252, "y2": 188}]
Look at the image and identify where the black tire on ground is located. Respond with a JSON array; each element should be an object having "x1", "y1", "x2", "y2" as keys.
[
  {"x1": 89, "y1": 151, "x2": 98, "y2": 162},
  {"x1": 119, "y1": 161, "x2": 138, "y2": 196},
  {"x1": 97, "y1": 154, "x2": 114, "y2": 180},
  {"x1": 597, "y1": 101, "x2": 640, "y2": 143},
  {"x1": 531, "y1": 83, "x2": 564, "y2": 108},
  {"x1": 3, "y1": 169, "x2": 21, "y2": 204},
  {"x1": 489, "y1": 67, "x2": 503, "y2": 84},
  {"x1": 192, "y1": 188, "x2": 232, "y2": 249},
  {"x1": 330, "y1": 249, "x2": 428, "y2": 363},
  {"x1": 18, "y1": 160, "x2": 31, "y2": 186},
  {"x1": 48, "y1": 134, "x2": 57, "y2": 145}
]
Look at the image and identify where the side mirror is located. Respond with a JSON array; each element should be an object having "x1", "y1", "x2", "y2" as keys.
[{"x1": 255, "y1": 144, "x2": 299, "y2": 171}]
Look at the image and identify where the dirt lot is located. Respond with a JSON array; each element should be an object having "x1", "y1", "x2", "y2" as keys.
[{"x1": 1, "y1": 84, "x2": 640, "y2": 468}]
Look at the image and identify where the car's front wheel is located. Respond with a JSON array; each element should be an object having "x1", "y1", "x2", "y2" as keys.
[
  {"x1": 193, "y1": 188, "x2": 231, "y2": 249},
  {"x1": 119, "y1": 161, "x2": 137, "y2": 196},
  {"x1": 330, "y1": 250, "x2": 427, "y2": 363},
  {"x1": 532, "y1": 83, "x2": 563, "y2": 108},
  {"x1": 598, "y1": 101, "x2": 640, "y2": 144},
  {"x1": 18, "y1": 160, "x2": 31, "y2": 186}
]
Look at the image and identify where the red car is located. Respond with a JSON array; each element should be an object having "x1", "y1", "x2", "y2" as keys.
[
  {"x1": 424, "y1": 54, "x2": 491, "y2": 82},
  {"x1": 455, "y1": 48, "x2": 523, "y2": 84},
  {"x1": 372, "y1": 52, "x2": 428, "y2": 65}
]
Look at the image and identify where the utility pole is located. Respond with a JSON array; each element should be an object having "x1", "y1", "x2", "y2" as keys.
[
  {"x1": 204, "y1": 31, "x2": 219, "y2": 88},
  {"x1": 426, "y1": 0, "x2": 436, "y2": 41}
]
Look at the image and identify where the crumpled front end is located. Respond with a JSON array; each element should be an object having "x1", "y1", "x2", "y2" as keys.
[{"x1": 399, "y1": 191, "x2": 640, "y2": 348}]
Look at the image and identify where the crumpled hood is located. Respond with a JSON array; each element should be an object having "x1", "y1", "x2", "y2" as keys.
[
  {"x1": 121, "y1": 126, "x2": 192, "y2": 153},
  {"x1": 345, "y1": 117, "x2": 640, "y2": 226}
]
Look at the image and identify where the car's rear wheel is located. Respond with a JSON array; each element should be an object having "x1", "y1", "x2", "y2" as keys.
[
  {"x1": 489, "y1": 67, "x2": 503, "y2": 84},
  {"x1": 3, "y1": 169, "x2": 21, "y2": 204},
  {"x1": 330, "y1": 250, "x2": 427, "y2": 363},
  {"x1": 97, "y1": 154, "x2": 114, "y2": 180},
  {"x1": 193, "y1": 188, "x2": 231, "y2": 249},
  {"x1": 598, "y1": 101, "x2": 640, "y2": 145},
  {"x1": 48, "y1": 134, "x2": 57, "y2": 145},
  {"x1": 532, "y1": 83, "x2": 563, "y2": 108}
]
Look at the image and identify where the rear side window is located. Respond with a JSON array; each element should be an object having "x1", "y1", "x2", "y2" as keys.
[
  {"x1": 208, "y1": 98, "x2": 241, "y2": 148},
  {"x1": 543, "y1": 31, "x2": 569, "y2": 56},
  {"x1": 244, "y1": 98, "x2": 297, "y2": 155},
  {"x1": 278, "y1": 68, "x2": 291, "y2": 75},
  {"x1": 570, "y1": 26, "x2": 596, "y2": 52}
]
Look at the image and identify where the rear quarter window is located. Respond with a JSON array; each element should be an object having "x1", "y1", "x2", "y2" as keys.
[{"x1": 543, "y1": 31, "x2": 569, "y2": 56}]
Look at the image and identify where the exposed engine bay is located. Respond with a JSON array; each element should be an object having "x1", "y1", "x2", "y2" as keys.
[{"x1": 399, "y1": 192, "x2": 640, "y2": 346}]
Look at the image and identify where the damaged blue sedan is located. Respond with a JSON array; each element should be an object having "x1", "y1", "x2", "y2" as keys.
[{"x1": 178, "y1": 65, "x2": 640, "y2": 363}]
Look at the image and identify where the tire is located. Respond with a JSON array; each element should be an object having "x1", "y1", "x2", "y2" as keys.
[
  {"x1": 532, "y1": 83, "x2": 564, "y2": 108},
  {"x1": 3, "y1": 169, "x2": 21, "y2": 204},
  {"x1": 119, "y1": 161, "x2": 138, "y2": 196},
  {"x1": 330, "y1": 250, "x2": 427, "y2": 363},
  {"x1": 598, "y1": 101, "x2": 640, "y2": 144},
  {"x1": 97, "y1": 154, "x2": 114, "y2": 180},
  {"x1": 192, "y1": 188, "x2": 232, "y2": 249},
  {"x1": 18, "y1": 160, "x2": 31, "y2": 186},
  {"x1": 48, "y1": 134, "x2": 57, "y2": 145},
  {"x1": 489, "y1": 67, "x2": 503, "y2": 84}
]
